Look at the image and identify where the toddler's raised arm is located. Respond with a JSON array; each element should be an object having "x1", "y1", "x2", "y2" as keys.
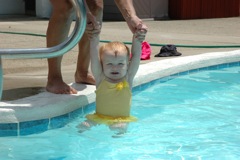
[
  {"x1": 86, "y1": 21, "x2": 102, "y2": 84},
  {"x1": 127, "y1": 24, "x2": 147, "y2": 87}
]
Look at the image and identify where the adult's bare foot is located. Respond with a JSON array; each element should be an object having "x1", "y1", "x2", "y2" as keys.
[
  {"x1": 75, "y1": 71, "x2": 96, "y2": 85},
  {"x1": 46, "y1": 79, "x2": 78, "y2": 94}
]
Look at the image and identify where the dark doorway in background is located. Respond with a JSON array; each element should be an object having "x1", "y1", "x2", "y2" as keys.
[{"x1": 25, "y1": 0, "x2": 36, "y2": 16}]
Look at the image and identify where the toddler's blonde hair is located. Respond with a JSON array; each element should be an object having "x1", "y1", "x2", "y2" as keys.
[{"x1": 99, "y1": 41, "x2": 130, "y2": 60}]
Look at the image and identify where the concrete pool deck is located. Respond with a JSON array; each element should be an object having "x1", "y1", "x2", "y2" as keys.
[{"x1": 0, "y1": 16, "x2": 240, "y2": 123}]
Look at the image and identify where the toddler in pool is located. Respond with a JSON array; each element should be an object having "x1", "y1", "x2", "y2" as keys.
[{"x1": 79, "y1": 20, "x2": 147, "y2": 133}]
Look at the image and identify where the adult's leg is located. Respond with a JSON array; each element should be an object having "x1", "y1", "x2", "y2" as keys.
[
  {"x1": 46, "y1": 0, "x2": 77, "y2": 94},
  {"x1": 75, "y1": 0, "x2": 103, "y2": 84}
]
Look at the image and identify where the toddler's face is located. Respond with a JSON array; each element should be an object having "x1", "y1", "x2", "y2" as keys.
[{"x1": 101, "y1": 50, "x2": 128, "y2": 82}]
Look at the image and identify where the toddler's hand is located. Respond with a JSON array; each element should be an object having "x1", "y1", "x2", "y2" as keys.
[
  {"x1": 86, "y1": 20, "x2": 101, "y2": 39},
  {"x1": 134, "y1": 23, "x2": 147, "y2": 42}
]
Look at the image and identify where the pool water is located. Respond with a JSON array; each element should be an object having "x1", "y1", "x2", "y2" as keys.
[{"x1": 0, "y1": 66, "x2": 240, "y2": 160}]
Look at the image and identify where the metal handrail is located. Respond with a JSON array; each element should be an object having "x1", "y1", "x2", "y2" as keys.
[{"x1": 0, "y1": 0, "x2": 86, "y2": 100}]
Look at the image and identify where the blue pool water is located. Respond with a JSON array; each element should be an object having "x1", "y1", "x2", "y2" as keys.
[{"x1": 0, "y1": 65, "x2": 240, "y2": 159}]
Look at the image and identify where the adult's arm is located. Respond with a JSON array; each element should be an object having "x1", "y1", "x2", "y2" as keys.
[{"x1": 114, "y1": 0, "x2": 146, "y2": 33}]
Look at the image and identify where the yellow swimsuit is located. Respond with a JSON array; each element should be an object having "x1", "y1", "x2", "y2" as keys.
[{"x1": 86, "y1": 79, "x2": 137, "y2": 125}]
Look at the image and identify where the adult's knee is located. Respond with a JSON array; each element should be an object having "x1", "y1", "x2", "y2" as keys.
[{"x1": 50, "y1": 0, "x2": 73, "y2": 19}]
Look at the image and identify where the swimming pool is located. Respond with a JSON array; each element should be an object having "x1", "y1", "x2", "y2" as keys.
[
  {"x1": 1, "y1": 50, "x2": 240, "y2": 125},
  {"x1": 0, "y1": 62, "x2": 239, "y2": 159}
]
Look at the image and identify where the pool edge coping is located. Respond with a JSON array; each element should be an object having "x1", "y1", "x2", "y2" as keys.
[{"x1": 1, "y1": 49, "x2": 240, "y2": 124}]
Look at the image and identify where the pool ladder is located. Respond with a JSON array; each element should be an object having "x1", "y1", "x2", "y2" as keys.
[{"x1": 0, "y1": 0, "x2": 86, "y2": 100}]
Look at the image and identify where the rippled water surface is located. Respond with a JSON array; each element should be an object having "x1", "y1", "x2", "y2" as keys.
[{"x1": 1, "y1": 66, "x2": 240, "y2": 160}]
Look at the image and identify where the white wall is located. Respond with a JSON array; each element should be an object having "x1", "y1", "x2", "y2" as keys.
[
  {"x1": 134, "y1": 0, "x2": 168, "y2": 19},
  {"x1": 103, "y1": 0, "x2": 168, "y2": 20},
  {"x1": 0, "y1": 0, "x2": 25, "y2": 14},
  {"x1": 0, "y1": 0, "x2": 169, "y2": 19},
  {"x1": 150, "y1": 0, "x2": 168, "y2": 18},
  {"x1": 36, "y1": 0, "x2": 52, "y2": 18}
]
